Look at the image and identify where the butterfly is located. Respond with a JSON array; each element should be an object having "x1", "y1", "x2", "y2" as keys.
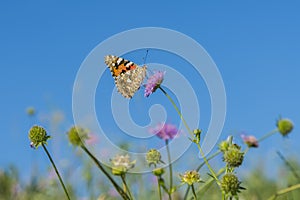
[{"x1": 105, "y1": 55, "x2": 147, "y2": 98}]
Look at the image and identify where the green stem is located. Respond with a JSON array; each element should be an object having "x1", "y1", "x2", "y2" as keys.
[
  {"x1": 159, "y1": 86, "x2": 220, "y2": 187},
  {"x1": 197, "y1": 168, "x2": 225, "y2": 195},
  {"x1": 267, "y1": 183, "x2": 300, "y2": 200},
  {"x1": 196, "y1": 143, "x2": 220, "y2": 186},
  {"x1": 191, "y1": 184, "x2": 197, "y2": 200},
  {"x1": 81, "y1": 145, "x2": 130, "y2": 200},
  {"x1": 258, "y1": 129, "x2": 278, "y2": 142},
  {"x1": 157, "y1": 177, "x2": 162, "y2": 200},
  {"x1": 121, "y1": 174, "x2": 133, "y2": 200},
  {"x1": 158, "y1": 177, "x2": 172, "y2": 200},
  {"x1": 42, "y1": 144, "x2": 71, "y2": 200},
  {"x1": 159, "y1": 86, "x2": 193, "y2": 137},
  {"x1": 166, "y1": 139, "x2": 173, "y2": 196},
  {"x1": 222, "y1": 193, "x2": 226, "y2": 200},
  {"x1": 276, "y1": 151, "x2": 300, "y2": 182},
  {"x1": 184, "y1": 151, "x2": 222, "y2": 199},
  {"x1": 243, "y1": 129, "x2": 278, "y2": 154}
]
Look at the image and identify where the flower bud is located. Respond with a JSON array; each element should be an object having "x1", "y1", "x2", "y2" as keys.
[
  {"x1": 152, "y1": 168, "x2": 165, "y2": 176},
  {"x1": 146, "y1": 149, "x2": 163, "y2": 167},
  {"x1": 221, "y1": 173, "x2": 243, "y2": 196},
  {"x1": 223, "y1": 144, "x2": 244, "y2": 168},
  {"x1": 180, "y1": 170, "x2": 201, "y2": 185},
  {"x1": 28, "y1": 125, "x2": 51, "y2": 148},
  {"x1": 277, "y1": 118, "x2": 293, "y2": 136},
  {"x1": 67, "y1": 126, "x2": 89, "y2": 147},
  {"x1": 110, "y1": 154, "x2": 135, "y2": 176}
]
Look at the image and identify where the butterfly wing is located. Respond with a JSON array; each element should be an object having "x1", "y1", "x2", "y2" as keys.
[
  {"x1": 105, "y1": 55, "x2": 147, "y2": 98},
  {"x1": 105, "y1": 55, "x2": 137, "y2": 78}
]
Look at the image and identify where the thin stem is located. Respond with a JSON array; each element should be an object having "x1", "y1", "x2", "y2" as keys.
[
  {"x1": 121, "y1": 174, "x2": 133, "y2": 200},
  {"x1": 159, "y1": 86, "x2": 193, "y2": 137},
  {"x1": 222, "y1": 193, "x2": 226, "y2": 200},
  {"x1": 276, "y1": 151, "x2": 300, "y2": 182},
  {"x1": 196, "y1": 150, "x2": 221, "y2": 172},
  {"x1": 197, "y1": 168, "x2": 225, "y2": 195},
  {"x1": 166, "y1": 139, "x2": 173, "y2": 195},
  {"x1": 196, "y1": 143, "x2": 220, "y2": 186},
  {"x1": 157, "y1": 177, "x2": 162, "y2": 200},
  {"x1": 258, "y1": 128, "x2": 278, "y2": 142},
  {"x1": 159, "y1": 86, "x2": 220, "y2": 187},
  {"x1": 244, "y1": 129, "x2": 279, "y2": 154},
  {"x1": 42, "y1": 144, "x2": 71, "y2": 200},
  {"x1": 184, "y1": 151, "x2": 222, "y2": 199},
  {"x1": 158, "y1": 177, "x2": 172, "y2": 200},
  {"x1": 267, "y1": 183, "x2": 300, "y2": 200},
  {"x1": 191, "y1": 184, "x2": 197, "y2": 200},
  {"x1": 81, "y1": 145, "x2": 130, "y2": 200}
]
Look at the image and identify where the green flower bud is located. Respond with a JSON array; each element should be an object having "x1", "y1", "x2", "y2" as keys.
[
  {"x1": 110, "y1": 154, "x2": 135, "y2": 176},
  {"x1": 152, "y1": 168, "x2": 165, "y2": 176},
  {"x1": 67, "y1": 126, "x2": 89, "y2": 147},
  {"x1": 223, "y1": 144, "x2": 244, "y2": 168},
  {"x1": 221, "y1": 173, "x2": 243, "y2": 196},
  {"x1": 26, "y1": 107, "x2": 36, "y2": 116},
  {"x1": 28, "y1": 125, "x2": 51, "y2": 148},
  {"x1": 192, "y1": 129, "x2": 201, "y2": 143},
  {"x1": 277, "y1": 118, "x2": 293, "y2": 136},
  {"x1": 146, "y1": 149, "x2": 163, "y2": 167},
  {"x1": 219, "y1": 140, "x2": 230, "y2": 152},
  {"x1": 180, "y1": 170, "x2": 201, "y2": 185}
]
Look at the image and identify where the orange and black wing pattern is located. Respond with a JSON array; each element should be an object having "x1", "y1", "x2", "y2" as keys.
[{"x1": 105, "y1": 55, "x2": 137, "y2": 78}]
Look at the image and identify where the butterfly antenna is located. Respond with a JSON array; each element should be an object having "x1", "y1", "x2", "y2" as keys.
[{"x1": 142, "y1": 49, "x2": 149, "y2": 65}]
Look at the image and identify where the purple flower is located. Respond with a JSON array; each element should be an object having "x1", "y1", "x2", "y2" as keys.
[
  {"x1": 241, "y1": 134, "x2": 259, "y2": 148},
  {"x1": 149, "y1": 123, "x2": 179, "y2": 140},
  {"x1": 144, "y1": 71, "x2": 165, "y2": 97}
]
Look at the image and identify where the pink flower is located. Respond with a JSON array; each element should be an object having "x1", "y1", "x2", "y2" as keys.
[
  {"x1": 241, "y1": 134, "x2": 259, "y2": 148},
  {"x1": 149, "y1": 123, "x2": 179, "y2": 140},
  {"x1": 144, "y1": 71, "x2": 165, "y2": 97}
]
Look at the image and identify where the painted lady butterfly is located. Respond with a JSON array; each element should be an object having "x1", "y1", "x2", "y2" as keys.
[{"x1": 105, "y1": 55, "x2": 147, "y2": 98}]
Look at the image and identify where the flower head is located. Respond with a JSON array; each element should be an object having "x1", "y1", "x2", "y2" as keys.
[
  {"x1": 223, "y1": 144, "x2": 244, "y2": 168},
  {"x1": 180, "y1": 170, "x2": 201, "y2": 185},
  {"x1": 110, "y1": 154, "x2": 136, "y2": 175},
  {"x1": 26, "y1": 107, "x2": 36, "y2": 116},
  {"x1": 149, "y1": 123, "x2": 179, "y2": 140},
  {"x1": 241, "y1": 134, "x2": 259, "y2": 148},
  {"x1": 277, "y1": 118, "x2": 293, "y2": 136},
  {"x1": 67, "y1": 126, "x2": 89, "y2": 147},
  {"x1": 146, "y1": 149, "x2": 164, "y2": 167},
  {"x1": 28, "y1": 125, "x2": 51, "y2": 149},
  {"x1": 221, "y1": 173, "x2": 244, "y2": 197},
  {"x1": 144, "y1": 71, "x2": 165, "y2": 97},
  {"x1": 152, "y1": 168, "x2": 165, "y2": 176}
]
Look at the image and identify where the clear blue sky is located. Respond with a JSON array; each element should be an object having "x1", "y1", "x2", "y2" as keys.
[{"x1": 1, "y1": 0, "x2": 299, "y2": 182}]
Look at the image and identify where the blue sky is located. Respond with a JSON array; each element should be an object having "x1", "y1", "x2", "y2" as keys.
[{"x1": 1, "y1": 0, "x2": 300, "y2": 183}]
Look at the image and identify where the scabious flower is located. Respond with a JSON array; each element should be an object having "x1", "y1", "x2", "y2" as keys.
[
  {"x1": 149, "y1": 123, "x2": 179, "y2": 140},
  {"x1": 221, "y1": 173, "x2": 244, "y2": 197},
  {"x1": 144, "y1": 71, "x2": 165, "y2": 97},
  {"x1": 146, "y1": 149, "x2": 164, "y2": 167},
  {"x1": 277, "y1": 118, "x2": 293, "y2": 136},
  {"x1": 110, "y1": 154, "x2": 136, "y2": 175},
  {"x1": 180, "y1": 170, "x2": 201, "y2": 185},
  {"x1": 67, "y1": 126, "x2": 89, "y2": 147},
  {"x1": 28, "y1": 125, "x2": 51, "y2": 149},
  {"x1": 241, "y1": 134, "x2": 259, "y2": 148},
  {"x1": 223, "y1": 144, "x2": 244, "y2": 168}
]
